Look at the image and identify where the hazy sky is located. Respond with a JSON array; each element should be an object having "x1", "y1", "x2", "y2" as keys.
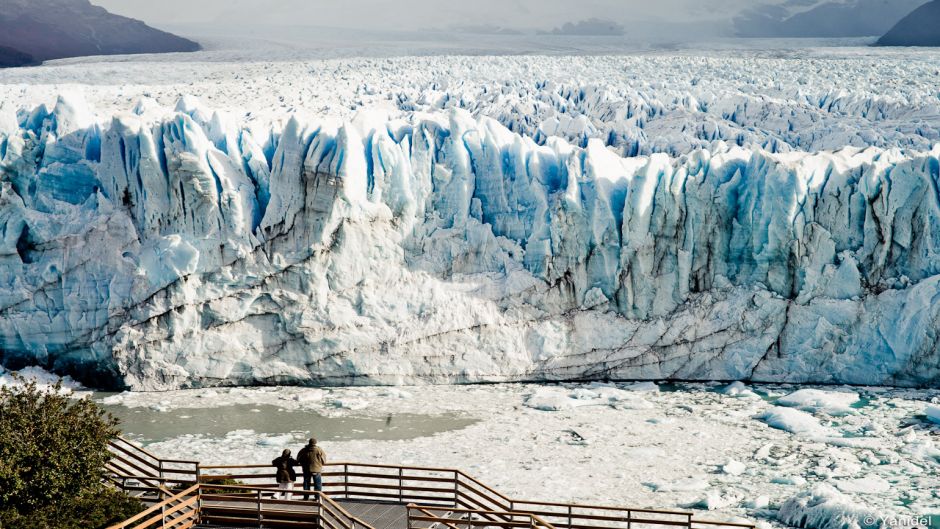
[{"x1": 93, "y1": 0, "x2": 790, "y2": 31}]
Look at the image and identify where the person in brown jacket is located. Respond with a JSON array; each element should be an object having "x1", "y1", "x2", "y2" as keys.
[
  {"x1": 272, "y1": 448, "x2": 298, "y2": 500},
  {"x1": 297, "y1": 437, "x2": 326, "y2": 498}
]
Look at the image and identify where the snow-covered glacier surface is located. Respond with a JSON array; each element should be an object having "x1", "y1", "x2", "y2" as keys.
[{"x1": 2, "y1": 52, "x2": 940, "y2": 390}]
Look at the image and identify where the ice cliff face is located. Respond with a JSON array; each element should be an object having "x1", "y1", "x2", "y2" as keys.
[{"x1": 1, "y1": 94, "x2": 939, "y2": 390}]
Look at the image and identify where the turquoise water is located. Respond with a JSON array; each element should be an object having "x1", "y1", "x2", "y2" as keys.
[{"x1": 99, "y1": 400, "x2": 478, "y2": 445}]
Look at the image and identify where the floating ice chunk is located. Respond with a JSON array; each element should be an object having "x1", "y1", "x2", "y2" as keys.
[
  {"x1": 834, "y1": 476, "x2": 891, "y2": 494},
  {"x1": 100, "y1": 392, "x2": 130, "y2": 405},
  {"x1": 378, "y1": 388, "x2": 413, "y2": 399},
  {"x1": 754, "y1": 443, "x2": 774, "y2": 460},
  {"x1": 722, "y1": 460, "x2": 746, "y2": 476},
  {"x1": 256, "y1": 434, "x2": 295, "y2": 448},
  {"x1": 525, "y1": 388, "x2": 580, "y2": 411},
  {"x1": 745, "y1": 496, "x2": 770, "y2": 509},
  {"x1": 777, "y1": 485, "x2": 881, "y2": 529},
  {"x1": 696, "y1": 492, "x2": 734, "y2": 510},
  {"x1": 0, "y1": 365, "x2": 85, "y2": 394},
  {"x1": 926, "y1": 404, "x2": 940, "y2": 425},
  {"x1": 562, "y1": 429, "x2": 590, "y2": 445},
  {"x1": 646, "y1": 477, "x2": 710, "y2": 492},
  {"x1": 571, "y1": 388, "x2": 600, "y2": 400},
  {"x1": 522, "y1": 386, "x2": 641, "y2": 411},
  {"x1": 149, "y1": 400, "x2": 172, "y2": 412},
  {"x1": 772, "y1": 476, "x2": 808, "y2": 486},
  {"x1": 330, "y1": 398, "x2": 369, "y2": 410},
  {"x1": 622, "y1": 382, "x2": 659, "y2": 393},
  {"x1": 611, "y1": 396, "x2": 654, "y2": 410},
  {"x1": 757, "y1": 407, "x2": 836, "y2": 437},
  {"x1": 721, "y1": 381, "x2": 759, "y2": 398},
  {"x1": 292, "y1": 390, "x2": 327, "y2": 403},
  {"x1": 776, "y1": 389, "x2": 859, "y2": 416}
]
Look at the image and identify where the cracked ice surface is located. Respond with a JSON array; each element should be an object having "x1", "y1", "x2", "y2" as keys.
[
  {"x1": 103, "y1": 382, "x2": 940, "y2": 529},
  {"x1": 2, "y1": 52, "x2": 940, "y2": 389}
]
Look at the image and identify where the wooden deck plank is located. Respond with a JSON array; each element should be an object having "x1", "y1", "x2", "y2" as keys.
[{"x1": 339, "y1": 500, "x2": 409, "y2": 529}]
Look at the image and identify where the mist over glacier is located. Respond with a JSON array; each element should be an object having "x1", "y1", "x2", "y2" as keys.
[{"x1": 2, "y1": 55, "x2": 940, "y2": 390}]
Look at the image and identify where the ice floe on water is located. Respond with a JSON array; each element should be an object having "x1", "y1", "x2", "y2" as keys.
[
  {"x1": 926, "y1": 404, "x2": 940, "y2": 425},
  {"x1": 756, "y1": 407, "x2": 838, "y2": 438},
  {"x1": 722, "y1": 382, "x2": 760, "y2": 399},
  {"x1": 524, "y1": 383, "x2": 655, "y2": 411},
  {"x1": 84, "y1": 381, "x2": 940, "y2": 529},
  {"x1": 775, "y1": 389, "x2": 860, "y2": 417},
  {"x1": 777, "y1": 485, "x2": 880, "y2": 529},
  {"x1": 0, "y1": 365, "x2": 86, "y2": 394}
]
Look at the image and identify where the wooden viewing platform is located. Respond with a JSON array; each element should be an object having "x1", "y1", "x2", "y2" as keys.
[{"x1": 105, "y1": 437, "x2": 756, "y2": 529}]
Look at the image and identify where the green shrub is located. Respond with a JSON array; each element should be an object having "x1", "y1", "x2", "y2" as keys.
[
  {"x1": 0, "y1": 487, "x2": 143, "y2": 529},
  {"x1": 0, "y1": 375, "x2": 144, "y2": 528}
]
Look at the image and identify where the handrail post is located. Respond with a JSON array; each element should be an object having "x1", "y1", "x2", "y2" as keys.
[
  {"x1": 568, "y1": 505, "x2": 573, "y2": 529},
  {"x1": 399, "y1": 467, "x2": 404, "y2": 504},
  {"x1": 196, "y1": 484, "x2": 203, "y2": 525},
  {"x1": 160, "y1": 499, "x2": 166, "y2": 529},
  {"x1": 453, "y1": 471, "x2": 459, "y2": 508},
  {"x1": 195, "y1": 462, "x2": 201, "y2": 484},
  {"x1": 686, "y1": 513, "x2": 692, "y2": 529},
  {"x1": 627, "y1": 510, "x2": 632, "y2": 529},
  {"x1": 344, "y1": 464, "x2": 349, "y2": 500},
  {"x1": 257, "y1": 488, "x2": 263, "y2": 528}
]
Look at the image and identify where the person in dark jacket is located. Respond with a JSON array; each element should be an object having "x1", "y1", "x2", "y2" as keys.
[
  {"x1": 297, "y1": 437, "x2": 327, "y2": 498},
  {"x1": 272, "y1": 448, "x2": 299, "y2": 500}
]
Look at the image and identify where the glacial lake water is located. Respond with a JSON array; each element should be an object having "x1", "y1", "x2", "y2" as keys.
[{"x1": 96, "y1": 397, "x2": 479, "y2": 445}]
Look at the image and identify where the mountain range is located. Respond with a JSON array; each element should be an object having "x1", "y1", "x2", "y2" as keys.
[
  {"x1": 0, "y1": 0, "x2": 199, "y2": 68},
  {"x1": 877, "y1": 0, "x2": 940, "y2": 46},
  {"x1": 735, "y1": 0, "x2": 925, "y2": 38}
]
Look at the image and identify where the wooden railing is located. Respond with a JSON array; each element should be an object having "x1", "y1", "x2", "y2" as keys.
[
  {"x1": 198, "y1": 462, "x2": 755, "y2": 529},
  {"x1": 106, "y1": 437, "x2": 199, "y2": 498},
  {"x1": 198, "y1": 485, "x2": 369, "y2": 529},
  {"x1": 106, "y1": 439, "x2": 755, "y2": 529},
  {"x1": 105, "y1": 483, "x2": 368, "y2": 529},
  {"x1": 107, "y1": 484, "x2": 200, "y2": 529},
  {"x1": 199, "y1": 462, "x2": 505, "y2": 508}
]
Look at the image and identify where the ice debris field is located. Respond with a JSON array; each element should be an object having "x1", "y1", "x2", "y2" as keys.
[
  {"x1": 2, "y1": 51, "x2": 940, "y2": 389},
  {"x1": 5, "y1": 367, "x2": 935, "y2": 529}
]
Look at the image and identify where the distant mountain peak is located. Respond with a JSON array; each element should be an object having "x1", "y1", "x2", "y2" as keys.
[
  {"x1": 877, "y1": 0, "x2": 940, "y2": 46},
  {"x1": 0, "y1": 0, "x2": 199, "y2": 67},
  {"x1": 734, "y1": 0, "x2": 925, "y2": 38}
]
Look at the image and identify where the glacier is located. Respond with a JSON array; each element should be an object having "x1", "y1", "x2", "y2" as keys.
[{"x1": 1, "y1": 92, "x2": 940, "y2": 390}]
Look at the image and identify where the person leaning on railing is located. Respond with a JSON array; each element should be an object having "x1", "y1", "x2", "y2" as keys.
[
  {"x1": 272, "y1": 448, "x2": 299, "y2": 500},
  {"x1": 297, "y1": 437, "x2": 327, "y2": 497}
]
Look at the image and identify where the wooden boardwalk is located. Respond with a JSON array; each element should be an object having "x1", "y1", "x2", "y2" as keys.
[
  {"x1": 104, "y1": 437, "x2": 757, "y2": 529},
  {"x1": 339, "y1": 501, "x2": 409, "y2": 529}
]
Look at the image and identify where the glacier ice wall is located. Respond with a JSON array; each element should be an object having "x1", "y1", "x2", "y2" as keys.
[{"x1": 1, "y1": 94, "x2": 939, "y2": 390}]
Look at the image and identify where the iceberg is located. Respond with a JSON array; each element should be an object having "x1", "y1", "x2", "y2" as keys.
[{"x1": 1, "y1": 94, "x2": 940, "y2": 390}]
